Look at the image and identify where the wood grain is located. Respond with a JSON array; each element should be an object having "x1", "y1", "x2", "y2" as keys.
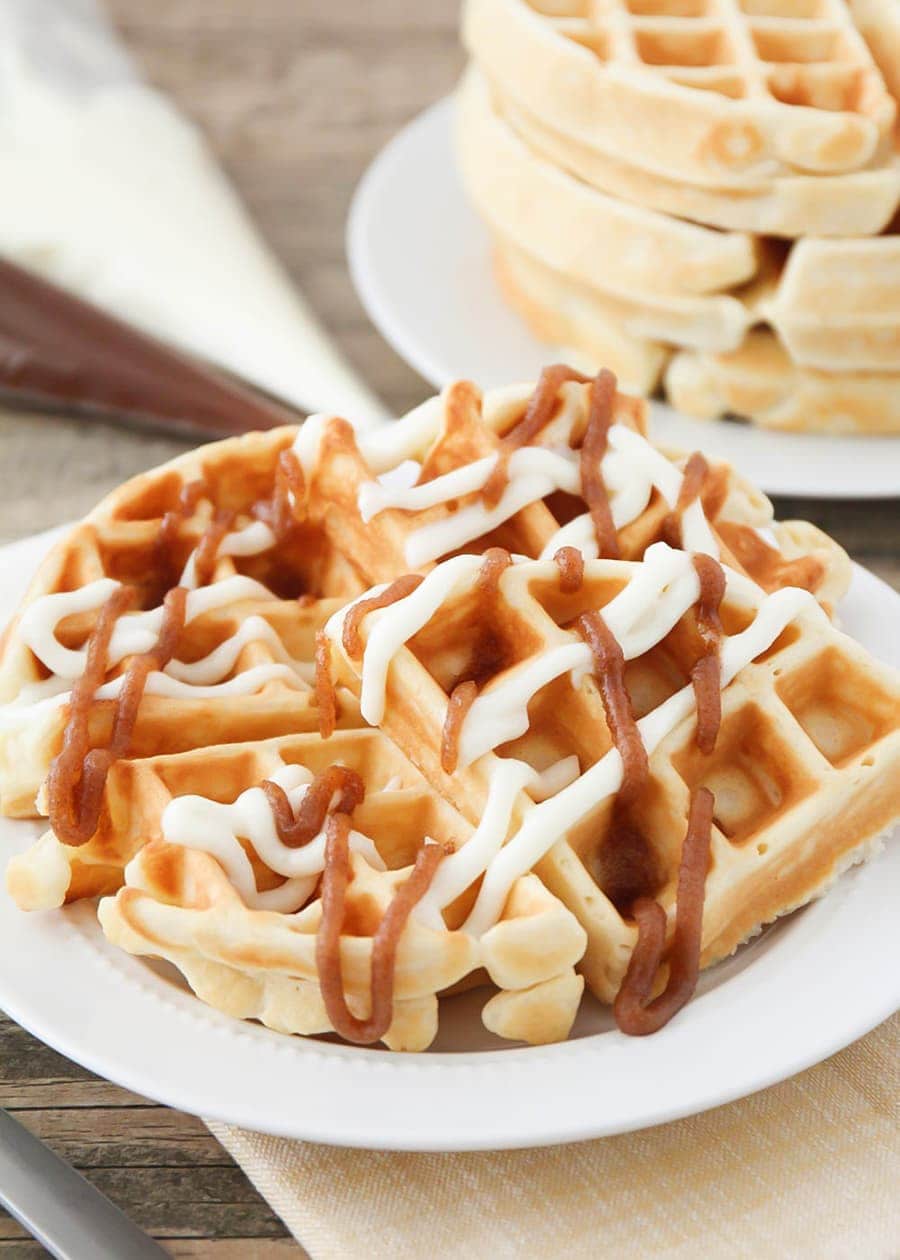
[{"x1": 0, "y1": 1, "x2": 896, "y2": 1255}]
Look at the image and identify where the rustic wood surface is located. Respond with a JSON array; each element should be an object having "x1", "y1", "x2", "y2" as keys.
[{"x1": 0, "y1": 1, "x2": 897, "y2": 1256}]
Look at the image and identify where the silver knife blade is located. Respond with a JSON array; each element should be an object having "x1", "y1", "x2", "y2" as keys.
[{"x1": 0, "y1": 1107, "x2": 169, "y2": 1259}]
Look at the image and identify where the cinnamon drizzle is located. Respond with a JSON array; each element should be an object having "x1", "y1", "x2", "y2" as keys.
[
  {"x1": 260, "y1": 762, "x2": 444, "y2": 1045},
  {"x1": 156, "y1": 480, "x2": 205, "y2": 570},
  {"x1": 580, "y1": 369, "x2": 621, "y2": 561},
  {"x1": 342, "y1": 574, "x2": 424, "y2": 659},
  {"x1": 691, "y1": 554, "x2": 726, "y2": 755},
  {"x1": 577, "y1": 566, "x2": 721, "y2": 1033},
  {"x1": 153, "y1": 479, "x2": 208, "y2": 594},
  {"x1": 46, "y1": 586, "x2": 134, "y2": 847},
  {"x1": 47, "y1": 501, "x2": 239, "y2": 847},
  {"x1": 716, "y1": 520, "x2": 824, "y2": 596},
  {"x1": 553, "y1": 545, "x2": 584, "y2": 593},
  {"x1": 663, "y1": 452, "x2": 708, "y2": 548},
  {"x1": 441, "y1": 681, "x2": 478, "y2": 775},
  {"x1": 477, "y1": 546, "x2": 512, "y2": 598},
  {"x1": 262, "y1": 765, "x2": 364, "y2": 849},
  {"x1": 48, "y1": 584, "x2": 188, "y2": 846},
  {"x1": 192, "y1": 511, "x2": 235, "y2": 587},
  {"x1": 613, "y1": 787, "x2": 714, "y2": 1036},
  {"x1": 255, "y1": 447, "x2": 306, "y2": 542},
  {"x1": 439, "y1": 548, "x2": 512, "y2": 774},
  {"x1": 314, "y1": 631, "x2": 337, "y2": 740},
  {"x1": 317, "y1": 819, "x2": 444, "y2": 1045},
  {"x1": 481, "y1": 364, "x2": 588, "y2": 508},
  {"x1": 575, "y1": 610, "x2": 648, "y2": 805}
]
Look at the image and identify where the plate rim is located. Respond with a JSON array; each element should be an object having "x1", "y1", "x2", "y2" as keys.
[
  {"x1": 0, "y1": 529, "x2": 898, "y2": 1150},
  {"x1": 347, "y1": 95, "x2": 900, "y2": 503}
]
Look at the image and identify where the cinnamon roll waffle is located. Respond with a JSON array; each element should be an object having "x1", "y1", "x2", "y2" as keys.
[
  {"x1": 2, "y1": 368, "x2": 896, "y2": 1050},
  {"x1": 323, "y1": 546, "x2": 900, "y2": 1006},
  {"x1": 96, "y1": 730, "x2": 586, "y2": 1050}
]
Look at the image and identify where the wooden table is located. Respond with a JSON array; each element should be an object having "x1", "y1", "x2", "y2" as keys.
[{"x1": 1, "y1": 2, "x2": 897, "y2": 1255}]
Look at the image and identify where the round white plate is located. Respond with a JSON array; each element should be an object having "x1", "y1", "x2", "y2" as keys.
[
  {"x1": 0, "y1": 528, "x2": 898, "y2": 1150},
  {"x1": 348, "y1": 98, "x2": 900, "y2": 501}
]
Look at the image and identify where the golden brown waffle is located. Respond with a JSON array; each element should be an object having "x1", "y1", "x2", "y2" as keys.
[
  {"x1": 462, "y1": 69, "x2": 900, "y2": 370},
  {"x1": 2, "y1": 369, "x2": 891, "y2": 1051},
  {"x1": 492, "y1": 228, "x2": 900, "y2": 432},
  {"x1": 666, "y1": 330, "x2": 900, "y2": 433},
  {"x1": 851, "y1": 0, "x2": 900, "y2": 105},
  {"x1": 456, "y1": 69, "x2": 761, "y2": 300},
  {"x1": 323, "y1": 551, "x2": 900, "y2": 1003},
  {"x1": 493, "y1": 235, "x2": 671, "y2": 394},
  {"x1": 0, "y1": 427, "x2": 363, "y2": 824},
  {"x1": 92, "y1": 730, "x2": 586, "y2": 1050},
  {"x1": 491, "y1": 69, "x2": 900, "y2": 237},
  {"x1": 457, "y1": 24, "x2": 900, "y2": 431},
  {"x1": 463, "y1": 0, "x2": 896, "y2": 185},
  {"x1": 301, "y1": 373, "x2": 850, "y2": 611},
  {"x1": 759, "y1": 234, "x2": 900, "y2": 373}
]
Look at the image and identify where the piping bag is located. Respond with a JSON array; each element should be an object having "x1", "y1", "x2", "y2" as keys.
[{"x1": 0, "y1": 0, "x2": 388, "y2": 433}]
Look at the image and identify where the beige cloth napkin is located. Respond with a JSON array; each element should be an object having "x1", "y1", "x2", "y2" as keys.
[{"x1": 207, "y1": 1013, "x2": 899, "y2": 1260}]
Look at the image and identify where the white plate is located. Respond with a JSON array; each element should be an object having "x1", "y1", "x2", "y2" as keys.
[
  {"x1": 0, "y1": 528, "x2": 898, "y2": 1150},
  {"x1": 348, "y1": 99, "x2": 900, "y2": 501}
]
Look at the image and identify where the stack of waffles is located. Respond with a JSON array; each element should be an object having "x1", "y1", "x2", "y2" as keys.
[
  {"x1": 2, "y1": 369, "x2": 898, "y2": 1051},
  {"x1": 458, "y1": 0, "x2": 900, "y2": 433}
]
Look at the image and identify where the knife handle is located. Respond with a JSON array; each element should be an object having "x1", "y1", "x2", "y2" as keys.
[{"x1": 0, "y1": 1108, "x2": 169, "y2": 1260}]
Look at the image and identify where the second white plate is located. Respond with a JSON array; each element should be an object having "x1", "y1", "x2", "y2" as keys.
[{"x1": 348, "y1": 98, "x2": 900, "y2": 500}]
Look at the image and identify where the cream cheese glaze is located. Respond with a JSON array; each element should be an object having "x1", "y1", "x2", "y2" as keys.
[
  {"x1": 327, "y1": 548, "x2": 822, "y2": 938},
  {"x1": 149, "y1": 762, "x2": 385, "y2": 914},
  {"x1": 0, "y1": 520, "x2": 308, "y2": 730},
  {"x1": 351, "y1": 393, "x2": 720, "y2": 565}
]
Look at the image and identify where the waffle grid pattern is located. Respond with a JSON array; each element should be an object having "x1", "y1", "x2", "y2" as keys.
[
  {"x1": 329, "y1": 550, "x2": 900, "y2": 1002},
  {"x1": 460, "y1": 0, "x2": 900, "y2": 431}
]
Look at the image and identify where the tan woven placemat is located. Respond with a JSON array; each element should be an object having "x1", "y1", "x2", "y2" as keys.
[{"x1": 207, "y1": 1013, "x2": 899, "y2": 1259}]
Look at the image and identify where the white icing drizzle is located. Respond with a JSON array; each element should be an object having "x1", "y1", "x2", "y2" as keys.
[
  {"x1": 364, "y1": 447, "x2": 581, "y2": 569},
  {"x1": 19, "y1": 515, "x2": 279, "y2": 683},
  {"x1": 462, "y1": 585, "x2": 820, "y2": 936},
  {"x1": 458, "y1": 546, "x2": 704, "y2": 767},
  {"x1": 3, "y1": 520, "x2": 310, "y2": 724},
  {"x1": 527, "y1": 755, "x2": 581, "y2": 802},
  {"x1": 356, "y1": 394, "x2": 447, "y2": 474},
  {"x1": 151, "y1": 762, "x2": 386, "y2": 914},
  {"x1": 291, "y1": 413, "x2": 328, "y2": 477},
  {"x1": 0, "y1": 662, "x2": 306, "y2": 733},
  {"x1": 337, "y1": 548, "x2": 821, "y2": 938},
  {"x1": 325, "y1": 554, "x2": 484, "y2": 725},
  {"x1": 355, "y1": 386, "x2": 723, "y2": 566},
  {"x1": 179, "y1": 520, "x2": 276, "y2": 588},
  {"x1": 413, "y1": 757, "x2": 534, "y2": 930},
  {"x1": 164, "y1": 615, "x2": 303, "y2": 685}
]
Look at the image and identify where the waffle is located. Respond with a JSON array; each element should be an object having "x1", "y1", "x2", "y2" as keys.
[
  {"x1": 3, "y1": 368, "x2": 890, "y2": 1052},
  {"x1": 456, "y1": 69, "x2": 760, "y2": 297},
  {"x1": 493, "y1": 235, "x2": 671, "y2": 393},
  {"x1": 492, "y1": 229, "x2": 900, "y2": 430},
  {"x1": 463, "y1": 0, "x2": 896, "y2": 186},
  {"x1": 323, "y1": 548, "x2": 900, "y2": 1004},
  {"x1": 94, "y1": 730, "x2": 586, "y2": 1050},
  {"x1": 0, "y1": 427, "x2": 364, "y2": 866},
  {"x1": 759, "y1": 234, "x2": 900, "y2": 372},
  {"x1": 301, "y1": 372, "x2": 850, "y2": 611},
  {"x1": 851, "y1": 0, "x2": 900, "y2": 105},
  {"x1": 667, "y1": 330, "x2": 900, "y2": 433},
  {"x1": 489, "y1": 67, "x2": 900, "y2": 237},
  {"x1": 463, "y1": 68, "x2": 900, "y2": 369}
]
